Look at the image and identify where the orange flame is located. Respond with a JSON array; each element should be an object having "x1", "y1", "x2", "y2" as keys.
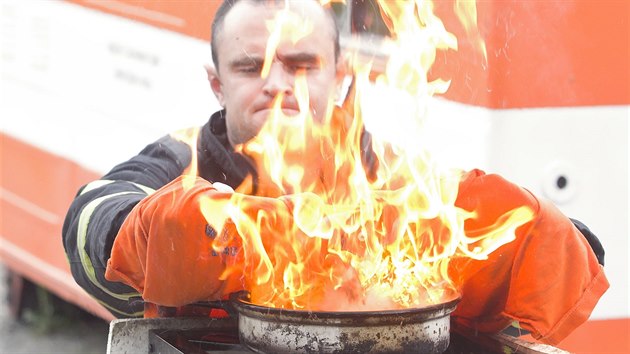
[
  {"x1": 170, "y1": 127, "x2": 200, "y2": 190},
  {"x1": 190, "y1": 0, "x2": 533, "y2": 311},
  {"x1": 455, "y1": 0, "x2": 487, "y2": 63},
  {"x1": 261, "y1": 4, "x2": 314, "y2": 79}
]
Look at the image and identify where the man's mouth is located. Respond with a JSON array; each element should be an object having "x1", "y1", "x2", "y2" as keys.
[
  {"x1": 257, "y1": 104, "x2": 301, "y2": 116},
  {"x1": 279, "y1": 107, "x2": 300, "y2": 116}
]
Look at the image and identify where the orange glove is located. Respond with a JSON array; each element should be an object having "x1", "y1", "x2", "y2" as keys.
[
  {"x1": 104, "y1": 175, "x2": 291, "y2": 307},
  {"x1": 450, "y1": 169, "x2": 609, "y2": 344}
]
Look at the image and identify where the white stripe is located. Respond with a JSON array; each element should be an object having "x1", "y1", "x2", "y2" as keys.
[
  {"x1": 0, "y1": 187, "x2": 61, "y2": 224},
  {"x1": 80, "y1": 180, "x2": 116, "y2": 195},
  {"x1": 96, "y1": 299, "x2": 143, "y2": 318},
  {"x1": 131, "y1": 182, "x2": 156, "y2": 196},
  {"x1": 81, "y1": 180, "x2": 156, "y2": 196}
]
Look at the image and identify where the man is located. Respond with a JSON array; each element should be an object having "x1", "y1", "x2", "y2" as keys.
[{"x1": 62, "y1": 0, "x2": 607, "y2": 345}]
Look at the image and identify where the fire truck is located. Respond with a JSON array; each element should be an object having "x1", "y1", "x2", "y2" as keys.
[{"x1": 1, "y1": 1, "x2": 627, "y2": 352}]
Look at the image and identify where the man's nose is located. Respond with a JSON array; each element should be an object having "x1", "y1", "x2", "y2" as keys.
[{"x1": 262, "y1": 62, "x2": 294, "y2": 98}]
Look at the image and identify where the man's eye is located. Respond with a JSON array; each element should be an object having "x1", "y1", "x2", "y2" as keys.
[
  {"x1": 288, "y1": 62, "x2": 317, "y2": 72},
  {"x1": 240, "y1": 66, "x2": 260, "y2": 74},
  {"x1": 235, "y1": 62, "x2": 262, "y2": 74}
]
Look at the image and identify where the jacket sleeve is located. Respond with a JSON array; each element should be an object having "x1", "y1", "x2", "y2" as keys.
[
  {"x1": 62, "y1": 134, "x2": 192, "y2": 318},
  {"x1": 451, "y1": 169, "x2": 609, "y2": 344}
]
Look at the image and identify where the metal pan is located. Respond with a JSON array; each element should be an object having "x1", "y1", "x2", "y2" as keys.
[{"x1": 229, "y1": 291, "x2": 459, "y2": 354}]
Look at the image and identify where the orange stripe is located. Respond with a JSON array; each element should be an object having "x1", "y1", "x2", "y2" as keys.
[
  {"x1": 65, "y1": 0, "x2": 220, "y2": 41},
  {"x1": 0, "y1": 134, "x2": 99, "y2": 227},
  {"x1": 517, "y1": 318, "x2": 630, "y2": 353},
  {"x1": 432, "y1": 0, "x2": 630, "y2": 108},
  {"x1": 66, "y1": 0, "x2": 629, "y2": 108},
  {"x1": 0, "y1": 132, "x2": 111, "y2": 319},
  {"x1": 557, "y1": 318, "x2": 630, "y2": 353}
]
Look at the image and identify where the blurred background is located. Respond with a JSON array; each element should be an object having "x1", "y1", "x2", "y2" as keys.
[
  {"x1": 0, "y1": 0, "x2": 628, "y2": 352},
  {"x1": 0, "y1": 267, "x2": 108, "y2": 353}
]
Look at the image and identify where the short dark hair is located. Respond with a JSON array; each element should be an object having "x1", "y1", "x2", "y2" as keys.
[{"x1": 210, "y1": 0, "x2": 341, "y2": 70}]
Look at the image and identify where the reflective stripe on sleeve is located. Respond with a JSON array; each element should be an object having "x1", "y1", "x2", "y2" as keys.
[
  {"x1": 96, "y1": 298, "x2": 144, "y2": 318},
  {"x1": 77, "y1": 191, "x2": 145, "y2": 301},
  {"x1": 80, "y1": 180, "x2": 156, "y2": 196}
]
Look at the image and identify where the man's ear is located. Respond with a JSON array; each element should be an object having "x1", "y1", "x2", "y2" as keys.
[{"x1": 205, "y1": 64, "x2": 225, "y2": 106}]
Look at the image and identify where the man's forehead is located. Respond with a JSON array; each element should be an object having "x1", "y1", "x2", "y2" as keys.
[
  {"x1": 231, "y1": 0, "x2": 327, "y2": 15},
  {"x1": 219, "y1": 2, "x2": 335, "y2": 56},
  {"x1": 220, "y1": 0, "x2": 333, "y2": 39}
]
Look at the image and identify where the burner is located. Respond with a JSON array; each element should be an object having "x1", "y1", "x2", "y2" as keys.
[
  {"x1": 108, "y1": 305, "x2": 564, "y2": 354},
  {"x1": 145, "y1": 321, "x2": 558, "y2": 354},
  {"x1": 149, "y1": 328, "x2": 249, "y2": 354}
]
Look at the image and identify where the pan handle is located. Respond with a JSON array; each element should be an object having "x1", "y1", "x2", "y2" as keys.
[{"x1": 190, "y1": 291, "x2": 250, "y2": 318}]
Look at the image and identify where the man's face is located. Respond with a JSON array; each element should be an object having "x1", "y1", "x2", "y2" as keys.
[{"x1": 208, "y1": 0, "x2": 343, "y2": 146}]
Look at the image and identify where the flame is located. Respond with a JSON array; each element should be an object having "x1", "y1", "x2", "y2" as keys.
[
  {"x1": 191, "y1": 0, "x2": 533, "y2": 311},
  {"x1": 170, "y1": 127, "x2": 200, "y2": 190},
  {"x1": 261, "y1": 3, "x2": 314, "y2": 79},
  {"x1": 455, "y1": 0, "x2": 487, "y2": 63}
]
